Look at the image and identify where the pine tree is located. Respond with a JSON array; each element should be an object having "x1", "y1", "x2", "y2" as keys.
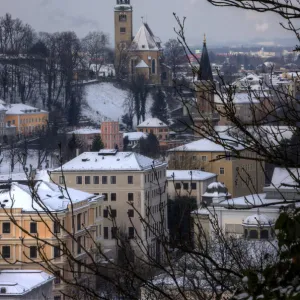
[
  {"x1": 91, "y1": 135, "x2": 104, "y2": 152},
  {"x1": 151, "y1": 88, "x2": 169, "y2": 124}
]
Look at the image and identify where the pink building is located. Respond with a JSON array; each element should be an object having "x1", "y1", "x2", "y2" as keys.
[{"x1": 101, "y1": 121, "x2": 123, "y2": 150}]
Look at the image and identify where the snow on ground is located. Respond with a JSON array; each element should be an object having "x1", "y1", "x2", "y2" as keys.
[
  {"x1": 82, "y1": 82, "x2": 153, "y2": 126},
  {"x1": 0, "y1": 150, "x2": 58, "y2": 175}
]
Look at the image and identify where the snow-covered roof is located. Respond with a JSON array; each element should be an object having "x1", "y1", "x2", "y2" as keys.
[
  {"x1": 214, "y1": 93, "x2": 260, "y2": 104},
  {"x1": 0, "y1": 181, "x2": 98, "y2": 212},
  {"x1": 137, "y1": 118, "x2": 168, "y2": 128},
  {"x1": 0, "y1": 270, "x2": 54, "y2": 296},
  {"x1": 132, "y1": 23, "x2": 161, "y2": 51},
  {"x1": 168, "y1": 137, "x2": 244, "y2": 152},
  {"x1": 202, "y1": 182, "x2": 229, "y2": 198},
  {"x1": 0, "y1": 104, "x2": 7, "y2": 111},
  {"x1": 53, "y1": 151, "x2": 166, "y2": 172},
  {"x1": 5, "y1": 104, "x2": 48, "y2": 115},
  {"x1": 243, "y1": 213, "x2": 274, "y2": 227},
  {"x1": 135, "y1": 60, "x2": 149, "y2": 68},
  {"x1": 270, "y1": 168, "x2": 300, "y2": 189},
  {"x1": 68, "y1": 128, "x2": 100, "y2": 135},
  {"x1": 167, "y1": 170, "x2": 216, "y2": 181},
  {"x1": 123, "y1": 131, "x2": 148, "y2": 141}
]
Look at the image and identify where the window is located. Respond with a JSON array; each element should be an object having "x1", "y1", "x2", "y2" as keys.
[
  {"x1": 128, "y1": 227, "x2": 134, "y2": 239},
  {"x1": 110, "y1": 176, "x2": 116, "y2": 184},
  {"x1": 175, "y1": 183, "x2": 181, "y2": 190},
  {"x1": 119, "y1": 14, "x2": 127, "y2": 22},
  {"x1": 183, "y1": 183, "x2": 189, "y2": 190},
  {"x1": 2, "y1": 246, "x2": 10, "y2": 258},
  {"x1": 59, "y1": 176, "x2": 65, "y2": 184},
  {"x1": 54, "y1": 271, "x2": 61, "y2": 285},
  {"x1": 53, "y1": 221, "x2": 60, "y2": 234},
  {"x1": 104, "y1": 227, "x2": 109, "y2": 239},
  {"x1": 249, "y1": 230, "x2": 258, "y2": 239},
  {"x1": 111, "y1": 227, "x2": 118, "y2": 239},
  {"x1": 30, "y1": 246, "x2": 37, "y2": 258},
  {"x1": 201, "y1": 156, "x2": 207, "y2": 162},
  {"x1": 102, "y1": 176, "x2": 107, "y2": 184},
  {"x1": 2, "y1": 223, "x2": 10, "y2": 234},
  {"x1": 77, "y1": 237, "x2": 81, "y2": 254},
  {"x1": 152, "y1": 59, "x2": 156, "y2": 74},
  {"x1": 120, "y1": 27, "x2": 126, "y2": 33},
  {"x1": 54, "y1": 296, "x2": 61, "y2": 300},
  {"x1": 54, "y1": 246, "x2": 60, "y2": 258},
  {"x1": 85, "y1": 176, "x2": 91, "y2": 184},
  {"x1": 110, "y1": 210, "x2": 117, "y2": 218},
  {"x1": 93, "y1": 176, "x2": 99, "y2": 184},
  {"x1": 192, "y1": 156, "x2": 197, "y2": 161},
  {"x1": 111, "y1": 193, "x2": 117, "y2": 201},
  {"x1": 30, "y1": 222, "x2": 37, "y2": 234},
  {"x1": 77, "y1": 214, "x2": 81, "y2": 231},
  {"x1": 128, "y1": 176, "x2": 133, "y2": 184},
  {"x1": 128, "y1": 193, "x2": 134, "y2": 201},
  {"x1": 102, "y1": 193, "x2": 108, "y2": 201},
  {"x1": 261, "y1": 229, "x2": 269, "y2": 239},
  {"x1": 191, "y1": 183, "x2": 197, "y2": 190},
  {"x1": 103, "y1": 209, "x2": 108, "y2": 218},
  {"x1": 220, "y1": 167, "x2": 225, "y2": 175},
  {"x1": 76, "y1": 176, "x2": 82, "y2": 184},
  {"x1": 128, "y1": 209, "x2": 134, "y2": 218}
]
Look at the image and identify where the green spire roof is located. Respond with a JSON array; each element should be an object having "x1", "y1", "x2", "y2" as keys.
[{"x1": 198, "y1": 35, "x2": 213, "y2": 81}]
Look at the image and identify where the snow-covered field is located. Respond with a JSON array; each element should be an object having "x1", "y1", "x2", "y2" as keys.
[{"x1": 82, "y1": 82, "x2": 153, "y2": 126}]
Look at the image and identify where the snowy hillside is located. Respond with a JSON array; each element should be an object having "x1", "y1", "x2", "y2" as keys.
[{"x1": 82, "y1": 82, "x2": 153, "y2": 125}]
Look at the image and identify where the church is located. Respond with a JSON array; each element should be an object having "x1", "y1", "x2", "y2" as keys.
[{"x1": 114, "y1": 0, "x2": 172, "y2": 85}]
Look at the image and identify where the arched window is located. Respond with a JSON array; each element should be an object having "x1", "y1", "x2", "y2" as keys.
[
  {"x1": 119, "y1": 14, "x2": 127, "y2": 22},
  {"x1": 249, "y1": 230, "x2": 258, "y2": 239},
  {"x1": 152, "y1": 59, "x2": 156, "y2": 74}
]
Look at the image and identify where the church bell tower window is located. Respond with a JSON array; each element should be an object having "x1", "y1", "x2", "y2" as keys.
[{"x1": 119, "y1": 14, "x2": 127, "y2": 22}]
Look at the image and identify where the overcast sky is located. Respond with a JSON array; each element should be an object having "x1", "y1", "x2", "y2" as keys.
[{"x1": 0, "y1": 0, "x2": 293, "y2": 47}]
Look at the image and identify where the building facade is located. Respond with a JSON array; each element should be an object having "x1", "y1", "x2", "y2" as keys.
[
  {"x1": 101, "y1": 121, "x2": 123, "y2": 150},
  {"x1": 167, "y1": 138, "x2": 265, "y2": 198},
  {"x1": 167, "y1": 170, "x2": 217, "y2": 207},
  {"x1": 5, "y1": 104, "x2": 48, "y2": 135},
  {"x1": 51, "y1": 150, "x2": 168, "y2": 260},
  {"x1": 0, "y1": 181, "x2": 103, "y2": 300}
]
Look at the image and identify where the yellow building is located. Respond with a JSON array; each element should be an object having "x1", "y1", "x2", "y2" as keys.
[
  {"x1": 167, "y1": 138, "x2": 265, "y2": 198},
  {"x1": 0, "y1": 181, "x2": 103, "y2": 300},
  {"x1": 5, "y1": 104, "x2": 48, "y2": 135}
]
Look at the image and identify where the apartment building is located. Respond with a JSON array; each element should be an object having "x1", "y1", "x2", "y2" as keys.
[
  {"x1": 50, "y1": 149, "x2": 168, "y2": 260},
  {"x1": 167, "y1": 170, "x2": 217, "y2": 207},
  {"x1": 5, "y1": 104, "x2": 48, "y2": 135},
  {"x1": 167, "y1": 138, "x2": 265, "y2": 198},
  {"x1": 0, "y1": 181, "x2": 103, "y2": 300}
]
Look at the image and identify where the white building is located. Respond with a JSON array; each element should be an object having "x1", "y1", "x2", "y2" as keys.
[
  {"x1": 193, "y1": 167, "x2": 298, "y2": 238},
  {"x1": 0, "y1": 270, "x2": 54, "y2": 300},
  {"x1": 167, "y1": 170, "x2": 217, "y2": 206}
]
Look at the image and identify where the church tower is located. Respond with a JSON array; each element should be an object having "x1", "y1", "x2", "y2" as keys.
[{"x1": 114, "y1": 0, "x2": 133, "y2": 64}]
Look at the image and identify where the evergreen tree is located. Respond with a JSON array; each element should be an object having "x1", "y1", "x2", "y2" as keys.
[
  {"x1": 139, "y1": 133, "x2": 160, "y2": 158},
  {"x1": 91, "y1": 135, "x2": 104, "y2": 152},
  {"x1": 151, "y1": 88, "x2": 169, "y2": 124}
]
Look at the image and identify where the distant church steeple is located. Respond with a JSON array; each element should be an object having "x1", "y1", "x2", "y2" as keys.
[{"x1": 198, "y1": 34, "x2": 213, "y2": 81}]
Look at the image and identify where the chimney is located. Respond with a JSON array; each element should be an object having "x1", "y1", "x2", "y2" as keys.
[{"x1": 76, "y1": 148, "x2": 80, "y2": 157}]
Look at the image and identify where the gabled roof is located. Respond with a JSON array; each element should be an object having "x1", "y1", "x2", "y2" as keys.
[
  {"x1": 132, "y1": 23, "x2": 161, "y2": 51},
  {"x1": 135, "y1": 60, "x2": 149, "y2": 68},
  {"x1": 198, "y1": 37, "x2": 213, "y2": 81},
  {"x1": 137, "y1": 118, "x2": 168, "y2": 128}
]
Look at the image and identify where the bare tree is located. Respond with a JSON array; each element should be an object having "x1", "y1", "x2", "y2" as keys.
[{"x1": 82, "y1": 31, "x2": 110, "y2": 76}]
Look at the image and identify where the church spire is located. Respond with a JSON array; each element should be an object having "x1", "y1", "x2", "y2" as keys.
[{"x1": 198, "y1": 34, "x2": 213, "y2": 81}]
